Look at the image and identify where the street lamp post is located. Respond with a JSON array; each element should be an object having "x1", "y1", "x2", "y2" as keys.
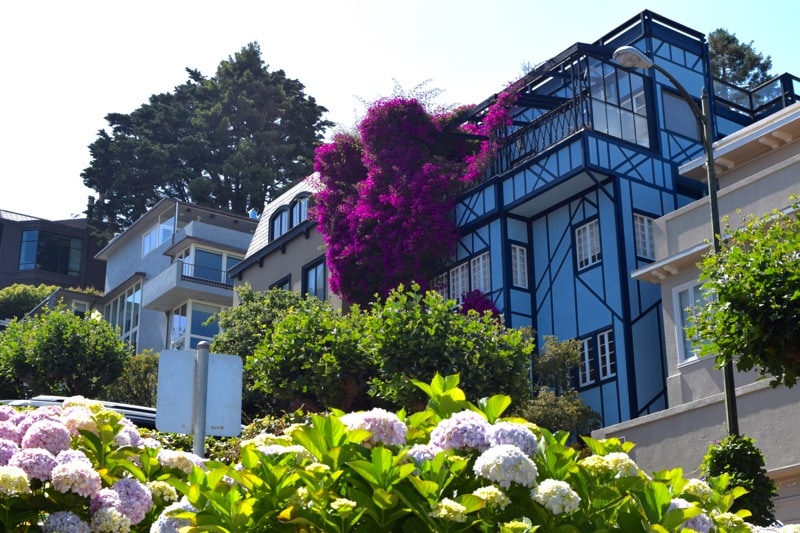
[{"x1": 612, "y1": 46, "x2": 740, "y2": 436}]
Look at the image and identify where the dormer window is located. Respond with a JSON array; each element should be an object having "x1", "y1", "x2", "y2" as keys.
[
  {"x1": 271, "y1": 209, "x2": 289, "y2": 241},
  {"x1": 291, "y1": 195, "x2": 311, "y2": 227}
]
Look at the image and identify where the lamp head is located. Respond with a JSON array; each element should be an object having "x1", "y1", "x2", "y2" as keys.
[{"x1": 612, "y1": 46, "x2": 654, "y2": 69}]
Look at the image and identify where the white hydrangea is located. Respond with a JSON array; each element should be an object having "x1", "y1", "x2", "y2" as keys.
[
  {"x1": 429, "y1": 498, "x2": 467, "y2": 523},
  {"x1": 531, "y1": 479, "x2": 581, "y2": 515},
  {"x1": 472, "y1": 485, "x2": 511, "y2": 510},
  {"x1": 473, "y1": 444, "x2": 538, "y2": 488}
]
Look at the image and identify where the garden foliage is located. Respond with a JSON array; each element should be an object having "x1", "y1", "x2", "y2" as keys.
[
  {"x1": 246, "y1": 284, "x2": 533, "y2": 414},
  {"x1": 690, "y1": 201, "x2": 800, "y2": 387},
  {"x1": 0, "y1": 377, "x2": 790, "y2": 532}
]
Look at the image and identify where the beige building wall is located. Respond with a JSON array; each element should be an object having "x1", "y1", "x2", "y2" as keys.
[{"x1": 595, "y1": 103, "x2": 800, "y2": 523}]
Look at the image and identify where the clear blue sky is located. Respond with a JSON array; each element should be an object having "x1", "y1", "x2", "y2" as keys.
[{"x1": 1, "y1": 0, "x2": 794, "y2": 220}]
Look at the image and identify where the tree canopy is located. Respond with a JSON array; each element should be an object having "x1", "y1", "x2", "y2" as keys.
[
  {"x1": 690, "y1": 201, "x2": 800, "y2": 387},
  {"x1": 82, "y1": 42, "x2": 332, "y2": 243},
  {"x1": 0, "y1": 283, "x2": 58, "y2": 320},
  {"x1": 709, "y1": 29, "x2": 772, "y2": 88}
]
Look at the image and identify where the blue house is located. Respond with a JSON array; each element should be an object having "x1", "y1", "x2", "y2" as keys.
[{"x1": 435, "y1": 10, "x2": 799, "y2": 425}]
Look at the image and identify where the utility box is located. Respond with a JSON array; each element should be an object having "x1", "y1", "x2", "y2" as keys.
[{"x1": 156, "y1": 349, "x2": 242, "y2": 437}]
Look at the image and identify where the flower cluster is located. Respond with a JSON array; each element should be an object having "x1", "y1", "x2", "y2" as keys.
[
  {"x1": 668, "y1": 497, "x2": 713, "y2": 533},
  {"x1": 473, "y1": 444, "x2": 538, "y2": 488},
  {"x1": 0, "y1": 464, "x2": 30, "y2": 495},
  {"x1": 42, "y1": 511, "x2": 90, "y2": 533},
  {"x1": 487, "y1": 421, "x2": 538, "y2": 456},
  {"x1": 473, "y1": 485, "x2": 511, "y2": 510},
  {"x1": 156, "y1": 449, "x2": 205, "y2": 474},
  {"x1": 340, "y1": 408, "x2": 407, "y2": 446},
  {"x1": 531, "y1": 479, "x2": 581, "y2": 515},
  {"x1": 430, "y1": 498, "x2": 467, "y2": 522},
  {"x1": 429, "y1": 410, "x2": 490, "y2": 452}
]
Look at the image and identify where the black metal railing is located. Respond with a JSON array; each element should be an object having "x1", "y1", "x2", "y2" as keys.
[
  {"x1": 179, "y1": 261, "x2": 233, "y2": 289},
  {"x1": 714, "y1": 73, "x2": 800, "y2": 120}
]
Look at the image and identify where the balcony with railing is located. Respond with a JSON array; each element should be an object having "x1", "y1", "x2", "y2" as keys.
[
  {"x1": 714, "y1": 73, "x2": 800, "y2": 120},
  {"x1": 141, "y1": 259, "x2": 235, "y2": 312}
]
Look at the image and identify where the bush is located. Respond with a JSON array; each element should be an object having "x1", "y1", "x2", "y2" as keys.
[
  {"x1": 103, "y1": 350, "x2": 159, "y2": 407},
  {"x1": 0, "y1": 282, "x2": 58, "y2": 320},
  {"x1": 701, "y1": 435, "x2": 777, "y2": 526}
]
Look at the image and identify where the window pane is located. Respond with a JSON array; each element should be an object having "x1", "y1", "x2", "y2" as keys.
[
  {"x1": 598, "y1": 330, "x2": 616, "y2": 379},
  {"x1": 190, "y1": 303, "x2": 220, "y2": 340},
  {"x1": 449, "y1": 263, "x2": 469, "y2": 302},
  {"x1": 471, "y1": 252, "x2": 491, "y2": 294},
  {"x1": 18, "y1": 230, "x2": 38, "y2": 270},
  {"x1": 194, "y1": 249, "x2": 223, "y2": 282},
  {"x1": 511, "y1": 245, "x2": 529, "y2": 288}
]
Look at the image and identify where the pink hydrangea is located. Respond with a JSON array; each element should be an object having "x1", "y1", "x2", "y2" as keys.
[
  {"x1": 9, "y1": 447, "x2": 57, "y2": 481},
  {"x1": 429, "y1": 410, "x2": 490, "y2": 452},
  {"x1": 16, "y1": 406, "x2": 62, "y2": 436},
  {"x1": 113, "y1": 419, "x2": 142, "y2": 448},
  {"x1": 22, "y1": 419, "x2": 71, "y2": 455},
  {"x1": 55, "y1": 449, "x2": 93, "y2": 467},
  {"x1": 60, "y1": 406, "x2": 97, "y2": 436},
  {"x1": 340, "y1": 408, "x2": 407, "y2": 446},
  {"x1": 112, "y1": 477, "x2": 153, "y2": 524},
  {"x1": 0, "y1": 438, "x2": 19, "y2": 466},
  {"x1": 0, "y1": 421, "x2": 22, "y2": 445},
  {"x1": 91, "y1": 487, "x2": 122, "y2": 514},
  {"x1": 51, "y1": 461, "x2": 102, "y2": 498},
  {"x1": 0, "y1": 405, "x2": 18, "y2": 422},
  {"x1": 406, "y1": 443, "x2": 443, "y2": 465}
]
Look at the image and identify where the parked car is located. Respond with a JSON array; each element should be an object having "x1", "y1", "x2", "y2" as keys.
[{"x1": 2, "y1": 395, "x2": 157, "y2": 429}]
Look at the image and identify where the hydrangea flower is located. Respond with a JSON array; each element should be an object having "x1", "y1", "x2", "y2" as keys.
[
  {"x1": 473, "y1": 485, "x2": 511, "y2": 510},
  {"x1": 60, "y1": 406, "x2": 98, "y2": 436},
  {"x1": 289, "y1": 486, "x2": 311, "y2": 509},
  {"x1": 147, "y1": 480, "x2": 179, "y2": 504},
  {"x1": 241, "y1": 432, "x2": 292, "y2": 448},
  {"x1": 578, "y1": 454, "x2": 615, "y2": 477},
  {"x1": 17, "y1": 406, "x2": 62, "y2": 436},
  {"x1": 339, "y1": 408, "x2": 407, "y2": 446},
  {"x1": 150, "y1": 498, "x2": 197, "y2": 533},
  {"x1": 113, "y1": 420, "x2": 142, "y2": 448},
  {"x1": 531, "y1": 479, "x2": 581, "y2": 515},
  {"x1": 91, "y1": 488, "x2": 123, "y2": 514},
  {"x1": 668, "y1": 498, "x2": 712, "y2": 533},
  {"x1": 430, "y1": 410, "x2": 490, "y2": 452},
  {"x1": 63, "y1": 395, "x2": 105, "y2": 413},
  {"x1": 473, "y1": 444, "x2": 538, "y2": 488},
  {"x1": 51, "y1": 461, "x2": 102, "y2": 497},
  {"x1": 710, "y1": 511, "x2": 746, "y2": 530},
  {"x1": 0, "y1": 405, "x2": 17, "y2": 422},
  {"x1": 0, "y1": 421, "x2": 22, "y2": 445},
  {"x1": 500, "y1": 519, "x2": 534, "y2": 532},
  {"x1": 604, "y1": 452, "x2": 639, "y2": 477},
  {"x1": 487, "y1": 422, "x2": 538, "y2": 456},
  {"x1": 9, "y1": 447, "x2": 57, "y2": 481},
  {"x1": 56, "y1": 449, "x2": 93, "y2": 467},
  {"x1": 330, "y1": 497, "x2": 357, "y2": 517},
  {"x1": 157, "y1": 449, "x2": 205, "y2": 474},
  {"x1": 111, "y1": 478, "x2": 153, "y2": 524},
  {"x1": 0, "y1": 464, "x2": 30, "y2": 495},
  {"x1": 256, "y1": 444, "x2": 314, "y2": 463},
  {"x1": 429, "y1": 498, "x2": 467, "y2": 522},
  {"x1": 90, "y1": 505, "x2": 131, "y2": 533},
  {"x1": 22, "y1": 419, "x2": 71, "y2": 455},
  {"x1": 305, "y1": 462, "x2": 331, "y2": 474},
  {"x1": 0, "y1": 438, "x2": 19, "y2": 466},
  {"x1": 405, "y1": 443, "x2": 443, "y2": 465},
  {"x1": 682, "y1": 478, "x2": 714, "y2": 502},
  {"x1": 42, "y1": 511, "x2": 91, "y2": 533}
]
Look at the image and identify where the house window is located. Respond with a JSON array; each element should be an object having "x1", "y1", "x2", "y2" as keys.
[
  {"x1": 589, "y1": 60, "x2": 650, "y2": 148},
  {"x1": 142, "y1": 212, "x2": 175, "y2": 256},
  {"x1": 598, "y1": 329, "x2": 616, "y2": 379},
  {"x1": 579, "y1": 329, "x2": 616, "y2": 387},
  {"x1": 634, "y1": 214, "x2": 656, "y2": 260},
  {"x1": 72, "y1": 300, "x2": 90, "y2": 317},
  {"x1": 675, "y1": 281, "x2": 709, "y2": 363},
  {"x1": 178, "y1": 246, "x2": 242, "y2": 286},
  {"x1": 303, "y1": 259, "x2": 326, "y2": 301},
  {"x1": 271, "y1": 276, "x2": 291, "y2": 291},
  {"x1": 471, "y1": 252, "x2": 491, "y2": 294},
  {"x1": 511, "y1": 244, "x2": 529, "y2": 288},
  {"x1": 663, "y1": 91, "x2": 700, "y2": 141},
  {"x1": 579, "y1": 338, "x2": 596, "y2": 387},
  {"x1": 271, "y1": 209, "x2": 289, "y2": 241},
  {"x1": 18, "y1": 229, "x2": 83, "y2": 276},
  {"x1": 575, "y1": 220, "x2": 601, "y2": 270},
  {"x1": 291, "y1": 196, "x2": 310, "y2": 227},
  {"x1": 170, "y1": 301, "x2": 222, "y2": 350},
  {"x1": 449, "y1": 263, "x2": 469, "y2": 302},
  {"x1": 104, "y1": 282, "x2": 142, "y2": 351},
  {"x1": 431, "y1": 273, "x2": 448, "y2": 299}
]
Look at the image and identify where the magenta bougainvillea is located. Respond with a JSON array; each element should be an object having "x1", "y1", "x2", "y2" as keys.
[
  {"x1": 459, "y1": 289, "x2": 502, "y2": 319},
  {"x1": 314, "y1": 86, "x2": 519, "y2": 305}
]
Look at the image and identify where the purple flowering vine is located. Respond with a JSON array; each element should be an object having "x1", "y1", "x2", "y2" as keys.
[{"x1": 313, "y1": 85, "x2": 519, "y2": 305}]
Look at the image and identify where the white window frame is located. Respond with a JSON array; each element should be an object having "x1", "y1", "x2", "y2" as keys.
[
  {"x1": 598, "y1": 329, "x2": 616, "y2": 379},
  {"x1": 104, "y1": 281, "x2": 142, "y2": 351},
  {"x1": 142, "y1": 211, "x2": 176, "y2": 257},
  {"x1": 579, "y1": 338, "x2": 595, "y2": 387},
  {"x1": 449, "y1": 263, "x2": 469, "y2": 302},
  {"x1": 575, "y1": 219, "x2": 601, "y2": 270},
  {"x1": 432, "y1": 273, "x2": 448, "y2": 300},
  {"x1": 511, "y1": 244, "x2": 529, "y2": 288},
  {"x1": 674, "y1": 280, "x2": 709, "y2": 364},
  {"x1": 634, "y1": 213, "x2": 656, "y2": 260},
  {"x1": 470, "y1": 252, "x2": 491, "y2": 294}
]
